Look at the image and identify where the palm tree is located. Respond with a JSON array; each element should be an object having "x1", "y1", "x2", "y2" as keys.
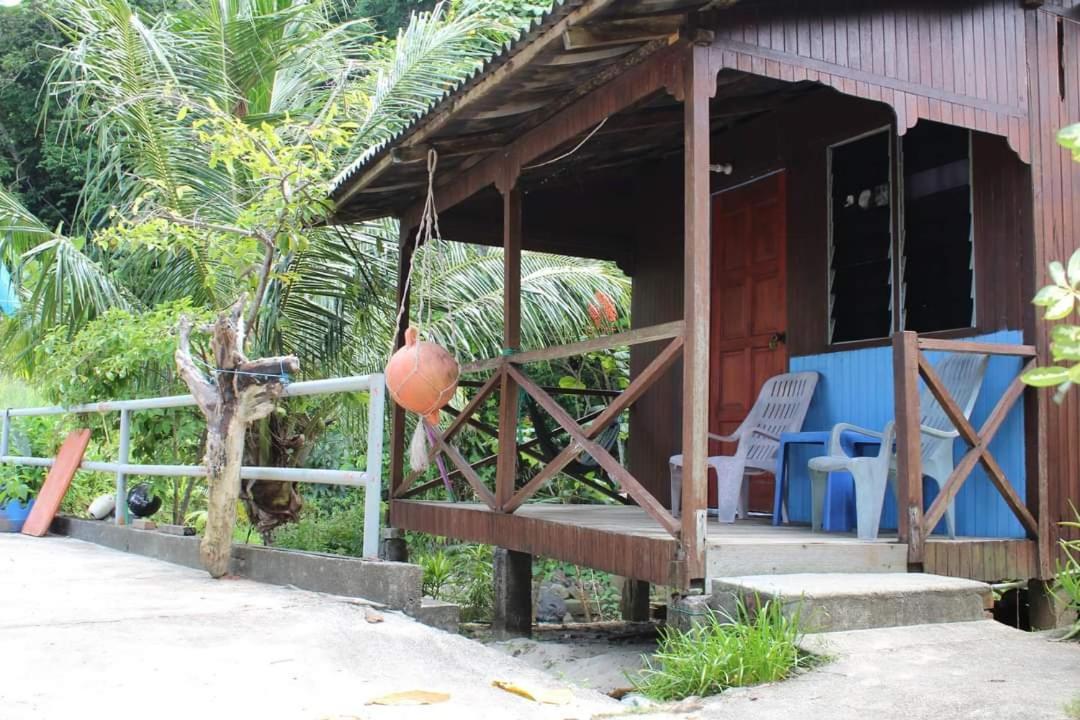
[{"x1": 0, "y1": 0, "x2": 632, "y2": 552}]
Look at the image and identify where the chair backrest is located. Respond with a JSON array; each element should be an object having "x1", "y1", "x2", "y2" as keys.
[
  {"x1": 918, "y1": 352, "x2": 989, "y2": 456},
  {"x1": 738, "y1": 371, "x2": 819, "y2": 469}
]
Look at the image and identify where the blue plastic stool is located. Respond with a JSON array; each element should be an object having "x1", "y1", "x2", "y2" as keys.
[{"x1": 773, "y1": 430, "x2": 881, "y2": 531}]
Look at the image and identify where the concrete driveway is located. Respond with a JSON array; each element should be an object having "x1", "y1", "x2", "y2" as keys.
[{"x1": 0, "y1": 534, "x2": 616, "y2": 720}]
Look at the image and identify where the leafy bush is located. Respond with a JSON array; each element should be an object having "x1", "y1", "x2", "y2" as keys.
[
  {"x1": 1054, "y1": 507, "x2": 1080, "y2": 641},
  {"x1": 632, "y1": 598, "x2": 809, "y2": 701},
  {"x1": 272, "y1": 493, "x2": 369, "y2": 556},
  {"x1": 419, "y1": 551, "x2": 454, "y2": 598}
]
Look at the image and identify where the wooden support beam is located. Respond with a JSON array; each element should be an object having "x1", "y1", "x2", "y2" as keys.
[
  {"x1": 508, "y1": 365, "x2": 680, "y2": 535},
  {"x1": 492, "y1": 547, "x2": 533, "y2": 638},
  {"x1": 398, "y1": 369, "x2": 502, "y2": 495},
  {"x1": 400, "y1": 42, "x2": 685, "y2": 225},
  {"x1": 562, "y1": 15, "x2": 683, "y2": 50},
  {"x1": 919, "y1": 357, "x2": 1040, "y2": 540},
  {"x1": 503, "y1": 336, "x2": 683, "y2": 512},
  {"x1": 461, "y1": 320, "x2": 684, "y2": 373},
  {"x1": 390, "y1": 135, "x2": 513, "y2": 164},
  {"x1": 680, "y1": 44, "x2": 712, "y2": 580},
  {"x1": 916, "y1": 338, "x2": 1037, "y2": 356},
  {"x1": 496, "y1": 187, "x2": 523, "y2": 510},
  {"x1": 332, "y1": 0, "x2": 619, "y2": 208},
  {"x1": 892, "y1": 331, "x2": 924, "y2": 565}
]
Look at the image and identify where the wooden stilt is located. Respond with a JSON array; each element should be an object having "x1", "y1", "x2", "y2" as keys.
[
  {"x1": 620, "y1": 578, "x2": 651, "y2": 622},
  {"x1": 680, "y1": 44, "x2": 713, "y2": 581},
  {"x1": 493, "y1": 547, "x2": 532, "y2": 638}
]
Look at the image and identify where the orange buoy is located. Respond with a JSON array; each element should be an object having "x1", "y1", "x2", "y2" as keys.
[{"x1": 385, "y1": 327, "x2": 459, "y2": 426}]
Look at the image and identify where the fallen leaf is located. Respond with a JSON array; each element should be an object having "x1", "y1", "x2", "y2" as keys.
[
  {"x1": 363, "y1": 608, "x2": 384, "y2": 623},
  {"x1": 367, "y1": 690, "x2": 449, "y2": 706},
  {"x1": 492, "y1": 680, "x2": 573, "y2": 705}
]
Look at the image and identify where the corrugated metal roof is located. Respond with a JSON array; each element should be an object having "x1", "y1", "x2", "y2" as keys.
[{"x1": 328, "y1": 0, "x2": 584, "y2": 196}]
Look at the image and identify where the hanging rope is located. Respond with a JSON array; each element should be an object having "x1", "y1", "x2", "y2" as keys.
[
  {"x1": 385, "y1": 150, "x2": 458, "y2": 494},
  {"x1": 389, "y1": 149, "x2": 442, "y2": 356}
]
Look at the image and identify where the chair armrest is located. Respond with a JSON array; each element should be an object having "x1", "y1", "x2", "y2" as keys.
[
  {"x1": 708, "y1": 431, "x2": 740, "y2": 443},
  {"x1": 826, "y1": 422, "x2": 884, "y2": 456},
  {"x1": 920, "y1": 425, "x2": 960, "y2": 439}
]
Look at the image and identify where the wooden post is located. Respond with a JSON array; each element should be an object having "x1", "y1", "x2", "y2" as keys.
[
  {"x1": 680, "y1": 44, "x2": 712, "y2": 581},
  {"x1": 492, "y1": 547, "x2": 532, "y2": 638},
  {"x1": 496, "y1": 187, "x2": 522, "y2": 509},
  {"x1": 389, "y1": 224, "x2": 414, "y2": 500},
  {"x1": 620, "y1": 578, "x2": 651, "y2": 622},
  {"x1": 1025, "y1": 383, "x2": 1052, "y2": 578},
  {"x1": 892, "y1": 330, "x2": 924, "y2": 566}
]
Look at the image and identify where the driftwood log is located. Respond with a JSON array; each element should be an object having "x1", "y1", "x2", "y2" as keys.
[{"x1": 175, "y1": 298, "x2": 299, "y2": 577}]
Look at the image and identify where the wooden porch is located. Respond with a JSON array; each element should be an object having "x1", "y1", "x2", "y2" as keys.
[{"x1": 391, "y1": 501, "x2": 1038, "y2": 587}]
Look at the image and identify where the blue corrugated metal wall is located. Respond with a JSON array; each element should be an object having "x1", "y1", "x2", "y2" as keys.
[{"x1": 787, "y1": 330, "x2": 1027, "y2": 538}]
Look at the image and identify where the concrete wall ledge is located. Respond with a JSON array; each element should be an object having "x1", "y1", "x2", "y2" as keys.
[{"x1": 50, "y1": 516, "x2": 422, "y2": 613}]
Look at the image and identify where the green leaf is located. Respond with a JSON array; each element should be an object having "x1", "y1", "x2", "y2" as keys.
[
  {"x1": 1050, "y1": 261, "x2": 1067, "y2": 287},
  {"x1": 1068, "y1": 249, "x2": 1080, "y2": 288},
  {"x1": 558, "y1": 376, "x2": 585, "y2": 390},
  {"x1": 1033, "y1": 285, "x2": 1069, "y2": 306},
  {"x1": 1047, "y1": 292, "x2": 1076, "y2": 320},
  {"x1": 1022, "y1": 366, "x2": 1071, "y2": 387}
]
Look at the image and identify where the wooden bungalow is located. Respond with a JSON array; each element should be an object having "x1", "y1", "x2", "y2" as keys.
[{"x1": 329, "y1": 0, "x2": 1080, "y2": 621}]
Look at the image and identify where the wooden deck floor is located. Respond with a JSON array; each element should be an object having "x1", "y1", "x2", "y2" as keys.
[{"x1": 391, "y1": 500, "x2": 1037, "y2": 586}]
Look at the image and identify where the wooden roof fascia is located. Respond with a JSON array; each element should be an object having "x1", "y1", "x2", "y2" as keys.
[
  {"x1": 331, "y1": 0, "x2": 621, "y2": 211},
  {"x1": 399, "y1": 40, "x2": 690, "y2": 231}
]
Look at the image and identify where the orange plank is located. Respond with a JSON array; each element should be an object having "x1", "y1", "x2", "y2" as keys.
[{"x1": 21, "y1": 430, "x2": 91, "y2": 537}]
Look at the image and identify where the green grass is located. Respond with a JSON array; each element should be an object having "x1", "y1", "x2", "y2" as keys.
[
  {"x1": 632, "y1": 598, "x2": 813, "y2": 701},
  {"x1": 1066, "y1": 694, "x2": 1080, "y2": 720}
]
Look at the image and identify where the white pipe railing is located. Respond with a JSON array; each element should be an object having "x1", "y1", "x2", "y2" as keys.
[{"x1": 0, "y1": 373, "x2": 386, "y2": 558}]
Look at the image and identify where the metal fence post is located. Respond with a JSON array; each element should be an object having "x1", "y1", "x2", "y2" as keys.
[
  {"x1": 115, "y1": 409, "x2": 131, "y2": 526},
  {"x1": 363, "y1": 375, "x2": 386, "y2": 558},
  {"x1": 1, "y1": 409, "x2": 10, "y2": 458}
]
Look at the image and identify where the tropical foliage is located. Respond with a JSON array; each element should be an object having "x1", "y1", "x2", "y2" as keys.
[{"x1": 0, "y1": 0, "x2": 635, "y2": 550}]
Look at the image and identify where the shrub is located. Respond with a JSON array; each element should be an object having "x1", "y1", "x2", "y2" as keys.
[
  {"x1": 273, "y1": 499, "x2": 367, "y2": 556},
  {"x1": 632, "y1": 598, "x2": 809, "y2": 701},
  {"x1": 1055, "y1": 507, "x2": 1080, "y2": 641}
]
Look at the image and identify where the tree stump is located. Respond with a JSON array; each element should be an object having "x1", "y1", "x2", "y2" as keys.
[{"x1": 175, "y1": 298, "x2": 298, "y2": 578}]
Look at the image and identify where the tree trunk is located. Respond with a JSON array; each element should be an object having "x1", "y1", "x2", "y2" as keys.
[{"x1": 175, "y1": 297, "x2": 298, "y2": 578}]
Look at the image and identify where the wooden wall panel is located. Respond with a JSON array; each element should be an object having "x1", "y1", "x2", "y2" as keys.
[
  {"x1": 1026, "y1": 8, "x2": 1080, "y2": 555},
  {"x1": 626, "y1": 90, "x2": 1031, "y2": 511},
  {"x1": 707, "y1": 0, "x2": 1030, "y2": 161}
]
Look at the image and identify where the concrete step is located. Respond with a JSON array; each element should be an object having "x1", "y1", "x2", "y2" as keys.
[
  {"x1": 708, "y1": 573, "x2": 993, "y2": 633},
  {"x1": 408, "y1": 597, "x2": 461, "y2": 633}
]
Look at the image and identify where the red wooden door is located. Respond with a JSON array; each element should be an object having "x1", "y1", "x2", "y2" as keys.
[{"x1": 709, "y1": 172, "x2": 788, "y2": 514}]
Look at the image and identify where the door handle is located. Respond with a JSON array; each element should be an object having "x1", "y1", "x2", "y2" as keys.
[{"x1": 769, "y1": 331, "x2": 787, "y2": 350}]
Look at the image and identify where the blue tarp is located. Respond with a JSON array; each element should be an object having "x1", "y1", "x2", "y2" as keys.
[{"x1": 0, "y1": 263, "x2": 18, "y2": 315}]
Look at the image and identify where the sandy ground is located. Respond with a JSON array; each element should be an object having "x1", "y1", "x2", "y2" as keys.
[
  {"x1": 492, "y1": 631, "x2": 652, "y2": 694},
  {"x1": 0, "y1": 533, "x2": 617, "y2": 720}
]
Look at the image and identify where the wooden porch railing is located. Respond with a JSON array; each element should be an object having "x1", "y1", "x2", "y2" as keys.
[
  {"x1": 893, "y1": 331, "x2": 1042, "y2": 566},
  {"x1": 392, "y1": 320, "x2": 685, "y2": 538}
]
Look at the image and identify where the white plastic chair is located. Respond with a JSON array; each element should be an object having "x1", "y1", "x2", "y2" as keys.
[
  {"x1": 670, "y1": 372, "x2": 819, "y2": 523},
  {"x1": 808, "y1": 352, "x2": 988, "y2": 540}
]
